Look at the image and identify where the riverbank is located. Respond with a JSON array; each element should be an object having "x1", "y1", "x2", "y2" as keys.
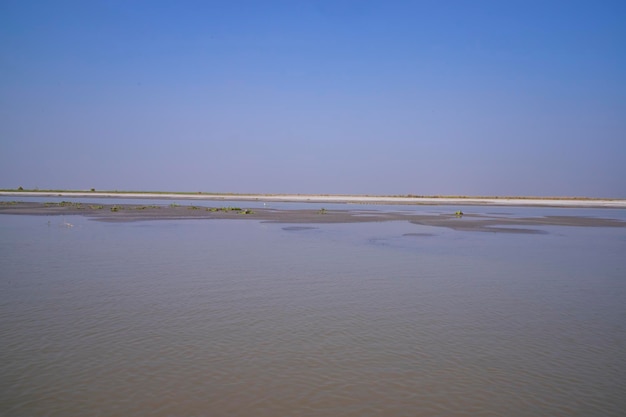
[{"x1": 2, "y1": 191, "x2": 626, "y2": 208}]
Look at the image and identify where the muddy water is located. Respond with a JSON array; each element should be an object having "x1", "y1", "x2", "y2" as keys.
[{"x1": 1, "y1": 215, "x2": 625, "y2": 416}]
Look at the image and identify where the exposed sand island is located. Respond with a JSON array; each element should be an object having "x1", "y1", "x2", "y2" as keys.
[
  {"x1": 1, "y1": 194, "x2": 625, "y2": 234},
  {"x1": 2, "y1": 190, "x2": 626, "y2": 208}
]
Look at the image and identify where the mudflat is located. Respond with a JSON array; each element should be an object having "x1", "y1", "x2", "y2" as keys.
[{"x1": 1, "y1": 201, "x2": 624, "y2": 234}]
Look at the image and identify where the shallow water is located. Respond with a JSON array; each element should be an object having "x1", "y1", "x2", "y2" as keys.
[
  {"x1": 3, "y1": 195, "x2": 626, "y2": 221},
  {"x1": 1, "y1": 214, "x2": 625, "y2": 416}
]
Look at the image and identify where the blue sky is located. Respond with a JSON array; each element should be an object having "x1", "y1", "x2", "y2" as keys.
[{"x1": 1, "y1": 0, "x2": 625, "y2": 197}]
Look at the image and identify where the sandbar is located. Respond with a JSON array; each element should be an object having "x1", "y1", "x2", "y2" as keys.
[
  {"x1": 1, "y1": 191, "x2": 626, "y2": 208},
  {"x1": 1, "y1": 201, "x2": 624, "y2": 234}
]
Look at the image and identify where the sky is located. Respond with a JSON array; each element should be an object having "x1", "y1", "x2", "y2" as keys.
[{"x1": 1, "y1": 0, "x2": 625, "y2": 197}]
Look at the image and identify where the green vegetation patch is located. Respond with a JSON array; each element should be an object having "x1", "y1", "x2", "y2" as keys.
[
  {"x1": 43, "y1": 201, "x2": 85, "y2": 208},
  {"x1": 205, "y1": 206, "x2": 253, "y2": 214}
]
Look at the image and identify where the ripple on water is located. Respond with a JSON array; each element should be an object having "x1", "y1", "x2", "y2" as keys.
[{"x1": 1, "y1": 217, "x2": 625, "y2": 416}]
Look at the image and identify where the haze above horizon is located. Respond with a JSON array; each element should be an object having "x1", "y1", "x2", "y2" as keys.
[{"x1": 1, "y1": 1, "x2": 625, "y2": 198}]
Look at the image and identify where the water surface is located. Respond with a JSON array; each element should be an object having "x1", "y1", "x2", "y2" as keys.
[{"x1": 1, "y1": 214, "x2": 625, "y2": 416}]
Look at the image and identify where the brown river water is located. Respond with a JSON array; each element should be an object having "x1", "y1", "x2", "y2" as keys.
[{"x1": 1, "y1": 210, "x2": 625, "y2": 416}]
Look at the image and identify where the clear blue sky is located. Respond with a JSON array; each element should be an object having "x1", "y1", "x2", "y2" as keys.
[{"x1": 1, "y1": 0, "x2": 625, "y2": 197}]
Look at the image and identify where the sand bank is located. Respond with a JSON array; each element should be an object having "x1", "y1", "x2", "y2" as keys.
[
  {"x1": 1, "y1": 201, "x2": 624, "y2": 234},
  {"x1": 1, "y1": 191, "x2": 626, "y2": 208}
]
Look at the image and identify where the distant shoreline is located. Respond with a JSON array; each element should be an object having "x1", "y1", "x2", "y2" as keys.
[{"x1": 1, "y1": 190, "x2": 625, "y2": 208}]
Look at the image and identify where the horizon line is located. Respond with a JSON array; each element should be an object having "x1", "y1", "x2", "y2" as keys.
[{"x1": 1, "y1": 188, "x2": 625, "y2": 202}]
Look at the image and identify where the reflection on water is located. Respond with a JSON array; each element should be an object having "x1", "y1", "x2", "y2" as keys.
[{"x1": 1, "y1": 215, "x2": 625, "y2": 416}]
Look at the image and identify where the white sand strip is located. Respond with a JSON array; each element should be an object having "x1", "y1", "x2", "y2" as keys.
[{"x1": 2, "y1": 191, "x2": 625, "y2": 208}]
